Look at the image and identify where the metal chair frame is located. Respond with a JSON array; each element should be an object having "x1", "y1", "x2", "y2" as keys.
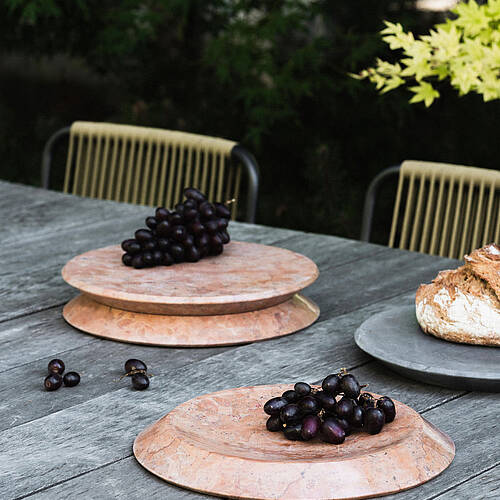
[
  {"x1": 361, "y1": 160, "x2": 500, "y2": 259},
  {"x1": 41, "y1": 122, "x2": 259, "y2": 223}
]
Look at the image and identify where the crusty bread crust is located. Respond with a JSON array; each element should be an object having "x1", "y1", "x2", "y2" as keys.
[
  {"x1": 415, "y1": 243, "x2": 500, "y2": 346},
  {"x1": 464, "y1": 243, "x2": 500, "y2": 300}
]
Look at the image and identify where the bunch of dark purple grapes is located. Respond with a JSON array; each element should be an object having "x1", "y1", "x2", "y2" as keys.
[
  {"x1": 121, "y1": 188, "x2": 231, "y2": 269},
  {"x1": 264, "y1": 371, "x2": 396, "y2": 443}
]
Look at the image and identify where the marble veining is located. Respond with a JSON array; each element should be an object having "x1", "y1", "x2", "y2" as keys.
[
  {"x1": 63, "y1": 293, "x2": 320, "y2": 347},
  {"x1": 62, "y1": 241, "x2": 319, "y2": 315},
  {"x1": 133, "y1": 385, "x2": 455, "y2": 500}
]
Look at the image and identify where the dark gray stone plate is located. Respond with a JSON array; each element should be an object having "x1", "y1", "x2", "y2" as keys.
[{"x1": 355, "y1": 305, "x2": 500, "y2": 392}]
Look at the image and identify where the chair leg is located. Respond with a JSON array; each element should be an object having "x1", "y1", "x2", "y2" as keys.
[
  {"x1": 360, "y1": 165, "x2": 400, "y2": 242},
  {"x1": 231, "y1": 145, "x2": 260, "y2": 223},
  {"x1": 41, "y1": 126, "x2": 71, "y2": 189}
]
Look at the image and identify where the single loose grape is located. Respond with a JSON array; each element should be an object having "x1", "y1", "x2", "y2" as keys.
[
  {"x1": 358, "y1": 393, "x2": 376, "y2": 409},
  {"x1": 266, "y1": 415, "x2": 282, "y2": 432},
  {"x1": 322, "y1": 374, "x2": 341, "y2": 395},
  {"x1": 283, "y1": 423, "x2": 303, "y2": 441},
  {"x1": 122, "y1": 253, "x2": 133, "y2": 266},
  {"x1": 294, "y1": 382, "x2": 311, "y2": 397},
  {"x1": 377, "y1": 397, "x2": 396, "y2": 423},
  {"x1": 124, "y1": 359, "x2": 147, "y2": 373},
  {"x1": 298, "y1": 395, "x2": 321, "y2": 415},
  {"x1": 44, "y1": 373, "x2": 62, "y2": 391},
  {"x1": 155, "y1": 207, "x2": 170, "y2": 221},
  {"x1": 121, "y1": 239, "x2": 136, "y2": 252},
  {"x1": 333, "y1": 397, "x2": 354, "y2": 420},
  {"x1": 145, "y1": 216, "x2": 158, "y2": 230},
  {"x1": 340, "y1": 374, "x2": 361, "y2": 399},
  {"x1": 131, "y1": 254, "x2": 145, "y2": 269},
  {"x1": 131, "y1": 373, "x2": 150, "y2": 390},
  {"x1": 301, "y1": 415, "x2": 321, "y2": 440},
  {"x1": 263, "y1": 397, "x2": 288, "y2": 416},
  {"x1": 280, "y1": 403, "x2": 302, "y2": 424},
  {"x1": 63, "y1": 372, "x2": 80, "y2": 387},
  {"x1": 315, "y1": 390, "x2": 336, "y2": 412},
  {"x1": 134, "y1": 229, "x2": 154, "y2": 243},
  {"x1": 161, "y1": 252, "x2": 174, "y2": 266},
  {"x1": 219, "y1": 230, "x2": 230, "y2": 244},
  {"x1": 349, "y1": 405, "x2": 365, "y2": 428},
  {"x1": 184, "y1": 187, "x2": 206, "y2": 203},
  {"x1": 48, "y1": 359, "x2": 65, "y2": 375},
  {"x1": 364, "y1": 408, "x2": 385, "y2": 434},
  {"x1": 142, "y1": 251, "x2": 154, "y2": 267},
  {"x1": 156, "y1": 220, "x2": 171, "y2": 237},
  {"x1": 214, "y1": 203, "x2": 231, "y2": 219},
  {"x1": 320, "y1": 418, "x2": 345, "y2": 444},
  {"x1": 282, "y1": 390, "x2": 299, "y2": 403}
]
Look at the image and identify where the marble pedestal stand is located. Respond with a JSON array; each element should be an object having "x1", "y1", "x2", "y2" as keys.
[{"x1": 62, "y1": 242, "x2": 320, "y2": 347}]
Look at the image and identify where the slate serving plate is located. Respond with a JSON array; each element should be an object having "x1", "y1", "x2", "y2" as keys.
[{"x1": 355, "y1": 305, "x2": 500, "y2": 392}]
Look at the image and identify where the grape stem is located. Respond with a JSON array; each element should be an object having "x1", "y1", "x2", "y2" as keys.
[
  {"x1": 225, "y1": 198, "x2": 236, "y2": 206},
  {"x1": 117, "y1": 369, "x2": 153, "y2": 381}
]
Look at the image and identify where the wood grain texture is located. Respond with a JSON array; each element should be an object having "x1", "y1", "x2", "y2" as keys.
[
  {"x1": 433, "y1": 464, "x2": 499, "y2": 499},
  {"x1": 382, "y1": 392, "x2": 500, "y2": 500},
  {"x1": 0, "y1": 181, "x2": 493, "y2": 500},
  {"x1": 25, "y1": 457, "x2": 207, "y2": 500},
  {"x1": 0, "y1": 293, "x2": 464, "y2": 499},
  {"x1": 0, "y1": 197, "x2": 299, "y2": 323},
  {"x1": 134, "y1": 385, "x2": 454, "y2": 500}
]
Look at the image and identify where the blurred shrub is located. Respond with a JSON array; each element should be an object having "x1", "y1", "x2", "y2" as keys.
[{"x1": 1, "y1": 0, "x2": 499, "y2": 242}]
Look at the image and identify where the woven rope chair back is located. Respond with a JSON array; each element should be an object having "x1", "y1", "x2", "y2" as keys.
[
  {"x1": 62, "y1": 121, "x2": 242, "y2": 219},
  {"x1": 389, "y1": 160, "x2": 500, "y2": 259}
]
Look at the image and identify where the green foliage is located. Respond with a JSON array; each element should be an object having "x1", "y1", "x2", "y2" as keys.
[
  {"x1": 355, "y1": 0, "x2": 500, "y2": 106},
  {"x1": 1, "y1": 1, "x2": 499, "y2": 240}
]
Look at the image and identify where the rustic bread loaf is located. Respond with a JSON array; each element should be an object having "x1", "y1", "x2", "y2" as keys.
[{"x1": 415, "y1": 244, "x2": 500, "y2": 346}]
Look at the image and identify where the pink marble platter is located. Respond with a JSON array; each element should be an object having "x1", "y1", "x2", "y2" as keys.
[
  {"x1": 134, "y1": 385, "x2": 455, "y2": 500},
  {"x1": 61, "y1": 242, "x2": 319, "y2": 315},
  {"x1": 62, "y1": 293, "x2": 320, "y2": 347}
]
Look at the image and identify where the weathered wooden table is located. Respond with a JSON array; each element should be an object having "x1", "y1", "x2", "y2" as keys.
[{"x1": 0, "y1": 180, "x2": 498, "y2": 499}]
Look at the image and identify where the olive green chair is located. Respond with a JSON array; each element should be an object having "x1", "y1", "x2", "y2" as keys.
[
  {"x1": 361, "y1": 160, "x2": 500, "y2": 259},
  {"x1": 41, "y1": 121, "x2": 259, "y2": 222}
]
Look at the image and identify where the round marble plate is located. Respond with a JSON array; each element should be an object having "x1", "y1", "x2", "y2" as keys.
[
  {"x1": 134, "y1": 385, "x2": 454, "y2": 500},
  {"x1": 63, "y1": 293, "x2": 320, "y2": 347},
  {"x1": 62, "y1": 241, "x2": 319, "y2": 315},
  {"x1": 355, "y1": 305, "x2": 500, "y2": 392}
]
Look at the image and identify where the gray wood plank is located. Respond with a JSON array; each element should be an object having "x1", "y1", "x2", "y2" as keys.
[
  {"x1": 385, "y1": 392, "x2": 500, "y2": 500},
  {"x1": 432, "y1": 464, "x2": 499, "y2": 499},
  {"x1": 0, "y1": 307, "x2": 96, "y2": 373},
  {"x1": 0, "y1": 219, "x2": 299, "y2": 324},
  {"x1": 282, "y1": 243, "x2": 459, "y2": 321},
  {"x1": 26, "y1": 456, "x2": 208, "y2": 500},
  {"x1": 0, "y1": 181, "x2": 490, "y2": 500},
  {"x1": 0, "y1": 245, "x2": 425, "y2": 430},
  {"x1": 0, "y1": 292, "x2": 467, "y2": 499},
  {"x1": 345, "y1": 361, "x2": 467, "y2": 415},
  {"x1": 0, "y1": 316, "x2": 230, "y2": 431},
  {"x1": 22, "y1": 392, "x2": 499, "y2": 500}
]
